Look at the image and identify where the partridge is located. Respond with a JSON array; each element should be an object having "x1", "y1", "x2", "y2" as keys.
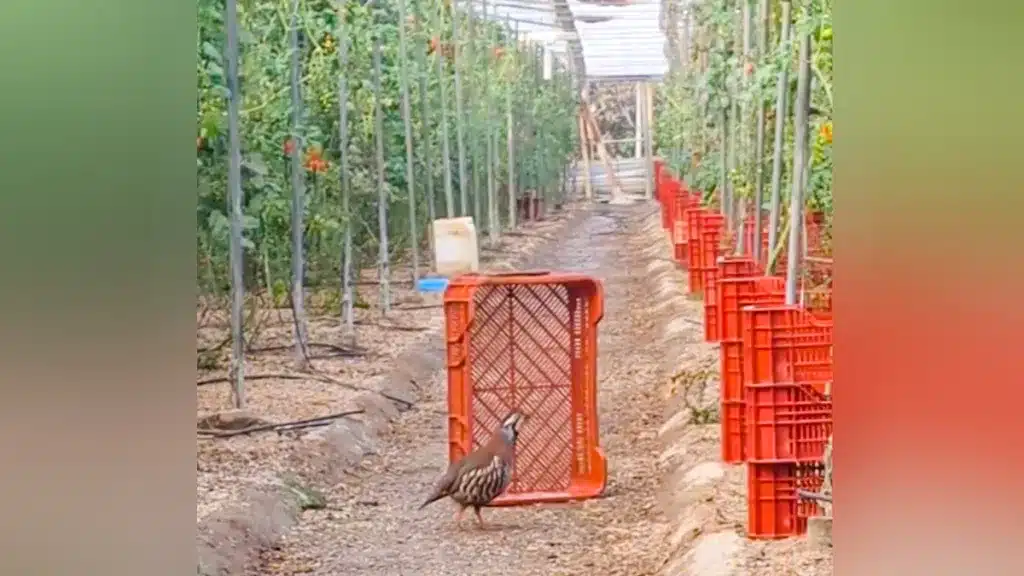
[{"x1": 419, "y1": 411, "x2": 526, "y2": 529}]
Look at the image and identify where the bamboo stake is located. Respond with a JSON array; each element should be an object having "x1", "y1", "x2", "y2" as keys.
[
  {"x1": 752, "y1": 0, "x2": 769, "y2": 265},
  {"x1": 371, "y1": 28, "x2": 391, "y2": 314},
  {"x1": 336, "y1": 0, "x2": 355, "y2": 339},
  {"x1": 483, "y1": 0, "x2": 497, "y2": 242},
  {"x1": 735, "y1": 0, "x2": 752, "y2": 255},
  {"x1": 467, "y1": 3, "x2": 481, "y2": 227},
  {"x1": 643, "y1": 82, "x2": 655, "y2": 200},
  {"x1": 225, "y1": 0, "x2": 245, "y2": 407},
  {"x1": 785, "y1": 28, "x2": 813, "y2": 304},
  {"x1": 288, "y1": 0, "x2": 311, "y2": 369},
  {"x1": 767, "y1": 1, "x2": 793, "y2": 272},
  {"x1": 413, "y1": 7, "x2": 436, "y2": 260},
  {"x1": 397, "y1": 0, "x2": 419, "y2": 283},
  {"x1": 452, "y1": 0, "x2": 469, "y2": 217},
  {"x1": 436, "y1": 2, "x2": 455, "y2": 218},
  {"x1": 506, "y1": 17, "x2": 518, "y2": 229}
]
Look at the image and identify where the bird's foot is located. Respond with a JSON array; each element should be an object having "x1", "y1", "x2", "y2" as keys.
[{"x1": 474, "y1": 508, "x2": 489, "y2": 531}]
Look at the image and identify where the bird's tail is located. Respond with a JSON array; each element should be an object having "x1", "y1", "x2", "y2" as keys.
[{"x1": 418, "y1": 491, "x2": 445, "y2": 510}]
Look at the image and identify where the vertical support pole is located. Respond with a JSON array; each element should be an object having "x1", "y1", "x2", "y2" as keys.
[
  {"x1": 752, "y1": 0, "x2": 770, "y2": 265},
  {"x1": 634, "y1": 82, "x2": 643, "y2": 159},
  {"x1": 437, "y1": 0, "x2": 455, "y2": 218},
  {"x1": 735, "y1": 0, "x2": 752, "y2": 255},
  {"x1": 336, "y1": 0, "x2": 355, "y2": 338},
  {"x1": 452, "y1": 0, "x2": 469, "y2": 217},
  {"x1": 397, "y1": 0, "x2": 419, "y2": 283},
  {"x1": 372, "y1": 27, "x2": 391, "y2": 314},
  {"x1": 288, "y1": 0, "x2": 310, "y2": 368},
  {"x1": 579, "y1": 110, "x2": 593, "y2": 200},
  {"x1": 785, "y1": 30, "x2": 813, "y2": 305},
  {"x1": 767, "y1": 1, "x2": 793, "y2": 273},
  {"x1": 413, "y1": 7, "x2": 436, "y2": 260},
  {"x1": 644, "y1": 81, "x2": 655, "y2": 200},
  {"x1": 225, "y1": 0, "x2": 245, "y2": 407}
]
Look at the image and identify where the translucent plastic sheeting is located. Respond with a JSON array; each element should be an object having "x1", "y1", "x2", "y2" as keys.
[{"x1": 465, "y1": 0, "x2": 668, "y2": 81}]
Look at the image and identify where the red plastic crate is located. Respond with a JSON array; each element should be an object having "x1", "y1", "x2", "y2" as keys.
[
  {"x1": 699, "y1": 214, "x2": 725, "y2": 340},
  {"x1": 653, "y1": 159, "x2": 665, "y2": 199},
  {"x1": 747, "y1": 461, "x2": 825, "y2": 539},
  {"x1": 516, "y1": 196, "x2": 544, "y2": 221},
  {"x1": 706, "y1": 254, "x2": 754, "y2": 347},
  {"x1": 720, "y1": 256, "x2": 757, "y2": 280},
  {"x1": 671, "y1": 190, "x2": 694, "y2": 265},
  {"x1": 746, "y1": 380, "x2": 832, "y2": 462},
  {"x1": 444, "y1": 271, "x2": 608, "y2": 505},
  {"x1": 805, "y1": 211, "x2": 828, "y2": 257},
  {"x1": 662, "y1": 177, "x2": 681, "y2": 230},
  {"x1": 685, "y1": 208, "x2": 706, "y2": 291},
  {"x1": 718, "y1": 277, "x2": 787, "y2": 463},
  {"x1": 743, "y1": 220, "x2": 771, "y2": 265},
  {"x1": 704, "y1": 266, "x2": 721, "y2": 341},
  {"x1": 741, "y1": 305, "x2": 833, "y2": 388},
  {"x1": 719, "y1": 276, "x2": 787, "y2": 342},
  {"x1": 699, "y1": 213, "x2": 725, "y2": 282},
  {"x1": 741, "y1": 306, "x2": 833, "y2": 462},
  {"x1": 803, "y1": 257, "x2": 833, "y2": 316}
]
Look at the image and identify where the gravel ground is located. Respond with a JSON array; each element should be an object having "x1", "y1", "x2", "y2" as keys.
[
  {"x1": 251, "y1": 203, "x2": 674, "y2": 575},
  {"x1": 197, "y1": 208, "x2": 577, "y2": 575},
  {"x1": 201, "y1": 201, "x2": 832, "y2": 576}
]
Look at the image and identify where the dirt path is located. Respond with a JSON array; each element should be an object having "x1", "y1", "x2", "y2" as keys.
[{"x1": 256, "y1": 204, "x2": 672, "y2": 575}]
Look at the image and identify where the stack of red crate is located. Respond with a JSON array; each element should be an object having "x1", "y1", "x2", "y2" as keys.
[
  {"x1": 741, "y1": 305, "x2": 833, "y2": 539},
  {"x1": 684, "y1": 208, "x2": 706, "y2": 293},
  {"x1": 704, "y1": 256, "x2": 757, "y2": 345},
  {"x1": 716, "y1": 274, "x2": 787, "y2": 463},
  {"x1": 671, "y1": 182, "x2": 694, "y2": 265},
  {"x1": 698, "y1": 213, "x2": 725, "y2": 340}
]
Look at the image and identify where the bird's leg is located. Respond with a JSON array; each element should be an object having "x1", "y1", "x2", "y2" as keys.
[
  {"x1": 453, "y1": 505, "x2": 466, "y2": 529},
  {"x1": 473, "y1": 506, "x2": 488, "y2": 531}
]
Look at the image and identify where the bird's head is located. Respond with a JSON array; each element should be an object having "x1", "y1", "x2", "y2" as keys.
[{"x1": 499, "y1": 411, "x2": 527, "y2": 445}]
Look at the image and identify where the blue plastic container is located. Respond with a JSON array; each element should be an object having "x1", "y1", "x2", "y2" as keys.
[{"x1": 416, "y1": 276, "x2": 449, "y2": 293}]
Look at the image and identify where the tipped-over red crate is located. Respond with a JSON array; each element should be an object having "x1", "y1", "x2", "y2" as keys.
[
  {"x1": 444, "y1": 271, "x2": 608, "y2": 505},
  {"x1": 699, "y1": 213, "x2": 725, "y2": 340},
  {"x1": 747, "y1": 461, "x2": 825, "y2": 539},
  {"x1": 718, "y1": 277, "x2": 786, "y2": 463},
  {"x1": 685, "y1": 208, "x2": 706, "y2": 290}
]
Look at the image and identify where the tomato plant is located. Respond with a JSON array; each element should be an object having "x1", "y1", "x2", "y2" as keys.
[
  {"x1": 654, "y1": 0, "x2": 832, "y2": 235},
  {"x1": 197, "y1": 0, "x2": 576, "y2": 295}
]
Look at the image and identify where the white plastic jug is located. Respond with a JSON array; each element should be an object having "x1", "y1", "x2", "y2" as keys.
[{"x1": 432, "y1": 216, "x2": 479, "y2": 276}]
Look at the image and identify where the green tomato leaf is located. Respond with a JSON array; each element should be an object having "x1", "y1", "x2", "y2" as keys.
[{"x1": 201, "y1": 42, "x2": 222, "y2": 63}]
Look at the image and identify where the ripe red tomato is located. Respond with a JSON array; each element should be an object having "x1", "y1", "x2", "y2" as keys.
[{"x1": 820, "y1": 122, "x2": 833, "y2": 144}]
